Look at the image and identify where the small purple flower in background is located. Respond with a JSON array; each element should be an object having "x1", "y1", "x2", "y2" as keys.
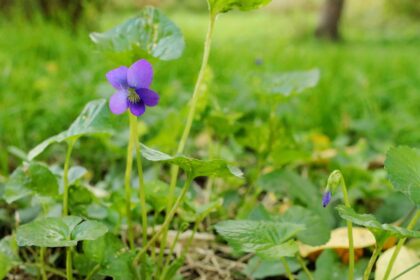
[
  {"x1": 106, "y1": 59, "x2": 160, "y2": 116},
  {"x1": 322, "y1": 191, "x2": 332, "y2": 208}
]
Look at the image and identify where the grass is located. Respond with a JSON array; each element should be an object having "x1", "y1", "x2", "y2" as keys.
[{"x1": 0, "y1": 4, "x2": 420, "y2": 175}]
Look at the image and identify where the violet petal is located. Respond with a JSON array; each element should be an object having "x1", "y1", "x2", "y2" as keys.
[
  {"x1": 127, "y1": 59, "x2": 153, "y2": 89},
  {"x1": 106, "y1": 66, "x2": 128, "y2": 89},
  {"x1": 136, "y1": 88, "x2": 160, "y2": 107},
  {"x1": 129, "y1": 100, "x2": 146, "y2": 116}
]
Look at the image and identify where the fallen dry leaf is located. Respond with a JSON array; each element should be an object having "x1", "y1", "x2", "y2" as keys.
[{"x1": 375, "y1": 246, "x2": 420, "y2": 280}]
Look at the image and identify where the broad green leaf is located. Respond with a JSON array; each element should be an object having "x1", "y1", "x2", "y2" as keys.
[
  {"x1": 90, "y1": 7, "x2": 184, "y2": 61},
  {"x1": 256, "y1": 239, "x2": 299, "y2": 260},
  {"x1": 280, "y1": 206, "x2": 330, "y2": 246},
  {"x1": 16, "y1": 216, "x2": 108, "y2": 247},
  {"x1": 0, "y1": 252, "x2": 12, "y2": 280},
  {"x1": 68, "y1": 166, "x2": 88, "y2": 185},
  {"x1": 71, "y1": 220, "x2": 108, "y2": 241},
  {"x1": 215, "y1": 220, "x2": 304, "y2": 253},
  {"x1": 208, "y1": 0, "x2": 272, "y2": 15},
  {"x1": 260, "y1": 69, "x2": 320, "y2": 96},
  {"x1": 140, "y1": 143, "x2": 242, "y2": 178},
  {"x1": 385, "y1": 146, "x2": 420, "y2": 207},
  {"x1": 4, "y1": 162, "x2": 59, "y2": 203},
  {"x1": 336, "y1": 205, "x2": 420, "y2": 241},
  {"x1": 28, "y1": 99, "x2": 113, "y2": 160},
  {"x1": 244, "y1": 256, "x2": 300, "y2": 279},
  {"x1": 83, "y1": 233, "x2": 136, "y2": 279},
  {"x1": 83, "y1": 233, "x2": 125, "y2": 265},
  {"x1": 145, "y1": 180, "x2": 170, "y2": 213}
]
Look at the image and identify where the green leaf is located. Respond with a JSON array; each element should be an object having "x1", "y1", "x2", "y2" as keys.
[
  {"x1": 208, "y1": 0, "x2": 272, "y2": 15},
  {"x1": 16, "y1": 216, "x2": 108, "y2": 247},
  {"x1": 215, "y1": 220, "x2": 304, "y2": 254},
  {"x1": 28, "y1": 99, "x2": 113, "y2": 160},
  {"x1": 280, "y1": 206, "x2": 330, "y2": 246},
  {"x1": 385, "y1": 146, "x2": 420, "y2": 207},
  {"x1": 71, "y1": 220, "x2": 108, "y2": 241},
  {"x1": 256, "y1": 239, "x2": 299, "y2": 260},
  {"x1": 260, "y1": 69, "x2": 320, "y2": 96},
  {"x1": 83, "y1": 233, "x2": 125, "y2": 265},
  {"x1": 140, "y1": 143, "x2": 242, "y2": 178},
  {"x1": 90, "y1": 7, "x2": 184, "y2": 61},
  {"x1": 336, "y1": 205, "x2": 420, "y2": 242},
  {"x1": 4, "y1": 162, "x2": 59, "y2": 203},
  {"x1": 244, "y1": 256, "x2": 300, "y2": 279}
]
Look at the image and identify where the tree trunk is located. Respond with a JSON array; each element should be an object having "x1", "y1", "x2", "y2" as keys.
[{"x1": 316, "y1": 0, "x2": 345, "y2": 40}]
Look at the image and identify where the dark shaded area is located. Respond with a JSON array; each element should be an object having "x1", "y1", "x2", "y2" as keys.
[{"x1": 316, "y1": 0, "x2": 345, "y2": 40}]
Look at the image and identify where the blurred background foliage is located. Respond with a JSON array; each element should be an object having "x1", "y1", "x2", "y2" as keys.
[{"x1": 0, "y1": 0, "x2": 419, "y2": 178}]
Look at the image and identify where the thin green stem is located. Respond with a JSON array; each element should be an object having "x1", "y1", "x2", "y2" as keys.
[
  {"x1": 159, "y1": 12, "x2": 216, "y2": 268},
  {"x1": 66, "y1": 247, "x2": 73, "y2": 280},
  {"x1": 392, "y1": 261, "x2": 420, "y2": 280},
  {"x1": 25, "y1": 263, "x2": 67, "y2": 278},
  {"x1": 383, "y1": 210, "x2": 420, "y2": 280},
  {"x1": 340, "y1": 177, "x2": 354, "y2": 280},
  {"x1": 39, "y1": 247, "x2": 47, "y2": 280},
  {"x1": 125, "y1": 112, "x2": 136, "y2": 249},
  {"x1": 281, "y1": 257, "x2": 295, "y2": 280},
  {"x1": 159, "y1": 224, "x2": 186, "y2": 280},
  {"x1": 133, "y1": 177, "x2": 193, "y2": 265},
  {"x1": 131, "y1": 114, "x2": 148, "y2": 246},
  {"x1": 63, "y1": 139, "x2": 76, "y2": 280},
  {"x1": 363, "y1": 244, "x2": 383, "y2": 280},
  {"x1": 85, "y1": 263, "x2": 101, "y2": 280},
  {"x1": 62, "y1": 139, "x2": 76, "y2": 216},
  {"x1": 297, "y1": 255, "x2": 313, "y2": 280}
]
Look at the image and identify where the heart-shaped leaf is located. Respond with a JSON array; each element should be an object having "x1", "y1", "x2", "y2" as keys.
[
  {"x1": 208, "y1": 0, "x2": 272, "y2": 15},
  {"x1": 259, "y1": 69, "x2": 320, "y2": 96},
  {"x1": 90, "y1": 7, "x2": 185, "y2": 61},
  {"x1": 256, "y1": 239, "x2": 299, "y2": 260},
  {"x1": 3, "y1": 162, "x2": 59, "y2": 203},
  {"x1": 244, "y1": 256, "x2": 300, "y2": 279},
  {"x1": 83, "y1": 234, "x2": 136, "y2": 280},
  {"x1": 28, "y1": 99, "x2": 113, "y2": 160},
  {"x1": 385, "y1": 146, "x2": 420, "y2": 207},
  {"x1": 336, "y1": 205, "x2": 420, "y2": 242},
  {"x1": 215, "y1": 220, "x2": 304, "y2": 258},
  {"x1": 16, "y1": 216, "x2": 108, "y2": 247},
  {"x1": 140, "y1": 143, "x2": 242, "y2": 178}
]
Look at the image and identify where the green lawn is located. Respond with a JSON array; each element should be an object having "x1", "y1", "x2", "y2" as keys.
[{"x1": 1, "y1": 6, "x2": 419, "y2": 174}]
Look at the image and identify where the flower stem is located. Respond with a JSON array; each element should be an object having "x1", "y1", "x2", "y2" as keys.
[
  {"x1": 363, "y1": 243, "x2": 383, "y2": 280},
  {"x1": 281, "y1": 257, "x2": 295, "y2": 280},
  {"x1": 66, "y1": 247, "x2": 73, "y2": 280},
  {"x1": 131, "y1": 114, "x2": 148, "y2": 246},
  {"x1": 62, "y1": 138, "x2": 76, "y2": 280},
  {"x1": 133, "y1": 176, "x2": 193, "y2": 266},
  {"x1": 39, "y1": 247, "x2": 47, "y2": 280},
  {"x1": 85, "y1": 263, "x2": 101, "y2": 280},
  {"x1": 159, "y1": 12, "x2": 216, "y2": 267},
  {"x1": 125, "y1": 112, "x2": 136, "y2": 249},
  {"x1": 130, "y1": 114, "x2": 148, "y2": 279},
  {"x1": 340, "y1": 177, "x2": 355, "y2": 280},
  {"x1": 383, "y1": 210, "x2": 420, "y2": 280},
  {"x1": 297, "y1": 255, "x2": 313, "y2": 280},
  {"x1": 62, "y1": 139, "x2": 76, "y2": 216}
]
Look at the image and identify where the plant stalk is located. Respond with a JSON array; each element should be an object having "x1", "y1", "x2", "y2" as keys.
[
  {"x1": 159, "y1": 12, "x2": 216, "y2": 267},
  {"x1": 297, "y1": 255, "x2": 314, "y2": 280},
  {"x1": 383, "y1": 210, "x2": 420, "y2": 280},
  {"x1": 363, "y1": 244, "x2": 383, "y2": 280},
  {"x1": 63, "y1": 139, "x2": 76, "y2": 280},
  {"x1": 39, "y1": 247, "x2": 47, "y2": 280},
  {"x1": 281, "y1": 257, "x2": 295, "y2": 280},
  {"x1": 340, "y1": 177, "x2": 355, "y2": 280},
  {"x1": 124, "y1": 112, "x2": 136, "y2": 249},
  {"x1": 133, "y1": 176, "x2": 193, "y2": 265}
]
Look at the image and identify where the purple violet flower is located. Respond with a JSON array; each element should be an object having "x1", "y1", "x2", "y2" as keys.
[
  {"x1": 106, "y1": 59, "x2": 159, "y2": 116},
  {"x1": 322, "y1": 191, "x2": 332, "y2": 208}
]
